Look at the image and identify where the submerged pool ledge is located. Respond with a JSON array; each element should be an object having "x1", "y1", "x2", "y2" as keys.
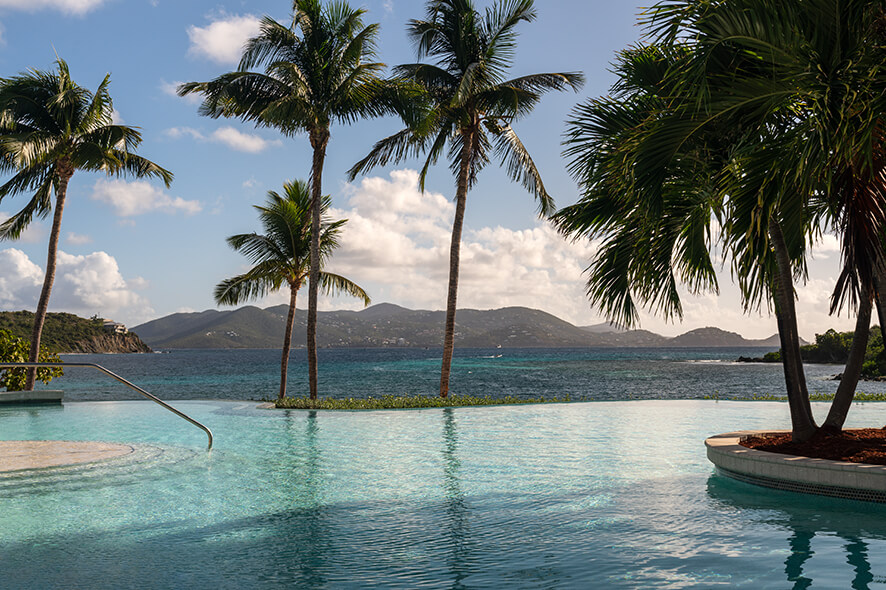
[
  {"x1": 0, "y1": 440, "x2": 134, "y2": 473},
  {"x1": 706, "y1": 430, "x2": 886, "y2": 504}
]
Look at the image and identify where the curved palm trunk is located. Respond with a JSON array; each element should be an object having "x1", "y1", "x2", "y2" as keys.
[
  {"x1": 769, "y1": 217, "x2": 818, "y2": 441},
  {"x1": 26, "y1": 167, "x2": 72, "y2": 390},
  {"x1": 308, "y1": 129, "x2": 329, "y2": 401},
  {"x1": 279, "y1": 285, "x2": 299, "y2": 400},
  {"x1": 440, "y1": 130, "x2": 474, "y2": 398},
  {"x1": 823, "y1": 293, "x2": 872, "y2": 431}
]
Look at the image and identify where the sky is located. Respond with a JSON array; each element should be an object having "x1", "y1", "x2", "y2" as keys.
[{"x1": 0, "y1": 0, "x2": 856, "y2": 340}]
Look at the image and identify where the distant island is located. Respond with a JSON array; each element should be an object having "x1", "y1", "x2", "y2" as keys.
[
  {"x1": 132, "y1": 303, "x2": 784, "y2": 350},
  {"x1": 0, "y1": 311, "x2": 152, "y2": 354}
]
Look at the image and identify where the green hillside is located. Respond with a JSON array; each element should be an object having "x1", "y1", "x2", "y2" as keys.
[{"x1": 0, "y1": 311, "x2": 151, "y2": 353}]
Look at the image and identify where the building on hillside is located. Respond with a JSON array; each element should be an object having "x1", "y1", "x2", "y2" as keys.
[{"x1": 102, "y1": 320, "x2": 128, "y2": 335}]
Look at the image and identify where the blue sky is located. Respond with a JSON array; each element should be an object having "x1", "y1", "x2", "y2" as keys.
[{"x1": 0, "y1": 0, "x2": 850, "y2": 339}]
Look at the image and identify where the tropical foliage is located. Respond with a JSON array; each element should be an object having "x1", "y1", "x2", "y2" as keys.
[
  {"x1": 349, "y1": 0, "x2": 584, "y2": 396},
  {"x1": 215, "y1": 180, "x2": 370, "y2": 399},
  {"x1": 555, "y1": 0, "x2": 886, "y2": 440},
  {"x1": 0, "y1": 58, "x2": 172, "y2": 390},
  {"x1": 0, "y1": 329, "x2": 62, "y2": 391},
  {"x1": 180, "y1": 0, "x2": 392, "y2": 400}
]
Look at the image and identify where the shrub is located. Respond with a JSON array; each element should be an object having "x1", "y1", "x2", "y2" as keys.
[{"x1": 0, "y1": 329, "x2": 63, "y2": 391}]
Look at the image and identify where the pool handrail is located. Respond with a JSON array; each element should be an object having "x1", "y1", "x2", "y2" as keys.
[{"x1": 0, "y1": 362, "x2": 213, "y2": 449}]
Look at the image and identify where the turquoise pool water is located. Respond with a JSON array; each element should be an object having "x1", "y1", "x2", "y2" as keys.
[{"x1": 2, "y1": 400, "x2": 886, "y2": 588}]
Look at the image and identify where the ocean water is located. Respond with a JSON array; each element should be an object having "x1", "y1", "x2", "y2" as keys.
[
  {"x1": 49, "y1": 346, "x2": 886, "y2": 402},
  {"x1": 2, "y1": 399, "x2": 886, "y2": 588}
]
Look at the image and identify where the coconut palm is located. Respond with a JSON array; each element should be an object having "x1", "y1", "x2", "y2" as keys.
[
  {"x1": 646, "y1": 0, "x2": 886, "y2": 434},
  {"x1": 180, "y1": 0, "x2": 392, "y2": 400},
  {"x1": 349, "y1": 0, "x2": 584, "y2": 397},
  {"x1": 215, "y1": 180, "x2": 370, "y2": 399},
  {"x1": 0, "y1": 58, "x2": 172, "y2": 390}
]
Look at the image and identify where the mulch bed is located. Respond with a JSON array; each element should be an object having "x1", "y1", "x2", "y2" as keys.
[{"x1": 741, "y1": 428, "x2": 886, "y2": 465}]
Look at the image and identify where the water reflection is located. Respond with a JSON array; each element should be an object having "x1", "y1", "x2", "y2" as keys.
[
  {"x1": 442, "y1": 408, "x2": 470, "y2": 589},
  {"x1": 707, "y1": 475, "x2": 886, "y2": 589}
]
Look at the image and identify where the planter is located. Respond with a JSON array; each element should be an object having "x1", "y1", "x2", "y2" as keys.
[
  {"x1": 0, "y1": 390, "x2": 63, "y2": 404},
  {"x1": 706, "y1": 430, "x2": 886, "y2": 503}
]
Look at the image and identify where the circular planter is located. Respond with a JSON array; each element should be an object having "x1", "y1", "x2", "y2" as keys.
[{"x1": 706, "y1": 430, "x2": 886, "y2": 503}]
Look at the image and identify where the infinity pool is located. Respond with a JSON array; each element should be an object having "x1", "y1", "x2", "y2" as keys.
[{"x1": 2, "y1": 400, "x2": 886, "y2": 588}]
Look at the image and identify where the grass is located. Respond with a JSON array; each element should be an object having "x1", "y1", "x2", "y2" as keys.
[
  {"x1": 274, "y1": 394, "x2": 573, "y2": 410},
  {"x1": 703, "y1": 392, "x2": 886, "y2": 402}
]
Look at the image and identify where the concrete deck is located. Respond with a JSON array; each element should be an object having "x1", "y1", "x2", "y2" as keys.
[{"x1": 0, "y1": 440, "x2": 134, "y2": 473}]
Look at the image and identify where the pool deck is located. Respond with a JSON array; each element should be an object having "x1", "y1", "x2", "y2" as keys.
[{"x1": 0, "y1": 441, "x2": 134, "y2": 473}]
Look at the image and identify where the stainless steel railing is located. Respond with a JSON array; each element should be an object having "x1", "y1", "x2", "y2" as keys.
[{"x1": 0, "y1": 362, "x2": 213, "y2": 449}]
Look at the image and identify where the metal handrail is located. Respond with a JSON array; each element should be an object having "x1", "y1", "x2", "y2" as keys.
[{"x1": 0, "y1": 362, "x2": 213, "y2": 449}]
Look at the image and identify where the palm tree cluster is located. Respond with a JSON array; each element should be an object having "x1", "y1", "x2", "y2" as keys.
[
  {"x1": 0, "y1": 0, "x2": 576, "y2": 400},
  {"x1": 554, "y1": 0, "x2": 886, "y2": 440}
]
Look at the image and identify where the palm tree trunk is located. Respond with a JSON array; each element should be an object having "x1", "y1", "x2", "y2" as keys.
[
  {"x1": 307, "y1": 129, "x2": 329, "y2": 401},
  {"x1": 769, "y1": 216, "x2": 818, "y2": 441},
  {"x1": 874, "y1": 261, "x2": 886, "y2": 338},
  {"x1": 279, "y1": 285, "x2": 298, "y2": 400},
  {"x1": 440, "y1": 130, "x2": 474, "y2": 398},
  {"x1": 26, "y1": 167, "x2": 72, "y2": 391},
  {"x1": 823, "y1": 293, "x2": 872, "y2": 431}
]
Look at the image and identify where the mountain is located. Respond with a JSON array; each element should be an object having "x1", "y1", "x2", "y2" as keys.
[{"x1": 132, "y1": 304, "x2": 784, "y2": 350}]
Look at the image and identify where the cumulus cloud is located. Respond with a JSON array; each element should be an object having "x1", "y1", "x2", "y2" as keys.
[
  {"x1": 187, "y1": 14, "x2": 261, "y2": 65},
  {"x1": 165, "y1": 126, "x2": 281, "y2": 153},
  {"x1": 0, "y1": 248, "x2": 43, "y2": 308},
  {"x1": 90, "y1": 179, "x2": 202, "y2": 217},
  {"x1": 65, "y1": 232, "x2": 92, "y2": 245},
  {"x1": 297, "y1": 170, "x2": 600, "y2": 323},
  {"x1": 110, "y1": 109, "x2": 124, "y2": 125},
  {"x1": 255, "y1": 169, "x2": 853, "y2": 340},
  {"x1": 0, "y1": 0, "x2": 106, "y2": 14},
  {"x1": 0, "y1": 248, "x2": 153, "y2": 322}
]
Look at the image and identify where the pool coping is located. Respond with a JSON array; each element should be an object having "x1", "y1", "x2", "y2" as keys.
[
  {"x1": 0, "y1": 440, "x2": 135, "y2": 473},
  {"x1": 706, "y1": 430, "x2": 886, "y2": 503}
]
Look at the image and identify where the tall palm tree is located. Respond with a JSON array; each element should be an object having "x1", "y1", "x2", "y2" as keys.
[
  {"x1": 349, "y1": 0, "x2": 584, "y2": 397},
  {"x1": 215, "y1": 180, "x2": 370, "y2": 399},
  {"x1": 0, "y1": 59, "x2": 172, "y2": 390},
  {"x1": 180, "y1": 0, "x2": 392, "y2": 400}
]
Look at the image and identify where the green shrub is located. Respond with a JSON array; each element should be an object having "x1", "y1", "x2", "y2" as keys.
[{"x1": 0, "y1": 329, "x2": 63, "y2": 391}]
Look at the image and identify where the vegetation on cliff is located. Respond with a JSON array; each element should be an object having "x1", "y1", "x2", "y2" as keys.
[
  {"x1": 0, "y1": 311, "x2": 151, "y2": 353},
  {"x1": 759, "y1": 327, "x2": 886, "y2": 379}
]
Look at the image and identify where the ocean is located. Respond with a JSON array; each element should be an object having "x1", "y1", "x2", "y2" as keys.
[{"x1": 49, "y1": 346, "x2": 886, "y2": 402}]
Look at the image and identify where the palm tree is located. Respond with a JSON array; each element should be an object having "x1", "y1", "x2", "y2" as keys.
[
  {"x1": 179, "y1": 0, "x2": 392, "y2": 400},
  {"x1": 646, "y1": 0, "x2": 886, "y2": 434},
  {"x1": 215, "y1": 180, "x2": 370, "y2": 399},
  {"x1": 349, "y1": 0, "x2": 584, "y2": 397},
  {"x1": 0, "y1": 59, "x2": 172, "y2": 390}
]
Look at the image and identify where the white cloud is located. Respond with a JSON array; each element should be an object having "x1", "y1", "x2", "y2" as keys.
[
  {"x1": 0, "y1": 248, "x2": 154, "y2": 323},
  {"x1": 310, "y1": 170, "x2": 599, "y2": 323},
  {"x1": 0, "y1": 0, "x2": 106, "y2": 15},
  {"x1": 811, "y1": 233, "x2": 841, "y2": 260},
  {"x1": 0, "y1": 248, "x2": 43, "y2": 309},
  {"x1": 160, "y1": 80, "x2": 203, "y2": 105},
  {"x1": 187, "y1": 14, "x2": 261, "y2": 65},
  {"x1": 90, "y1": 179, "x2": 202, "y2": 217},
  {"x1": 165, "y1": 125, "x2": 281, "y2": 153},
  {"x1": 383, "y1": 0, "x2": 394, "y2": 13},
  {"x1": 65, "y1": 232, "x2": 92, "y2": 245},
  {"x1": 0, "y1": 211, "x2": 45, "y2": 244},
  {"x1": 258, "y1": 169, "x2": 855, "y2": 340},
  {"x1": 110, "y1": 109, "x2": 124, "y2": 125}
]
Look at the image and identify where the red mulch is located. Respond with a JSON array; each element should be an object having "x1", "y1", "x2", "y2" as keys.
[{"x1": 741, "y1": 428, "x2": 886, "y2": 465}]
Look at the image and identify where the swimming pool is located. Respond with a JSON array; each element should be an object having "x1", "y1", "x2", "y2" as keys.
[{"x1": 2, "y1": 400, "x2": 886, "y2": 588}]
